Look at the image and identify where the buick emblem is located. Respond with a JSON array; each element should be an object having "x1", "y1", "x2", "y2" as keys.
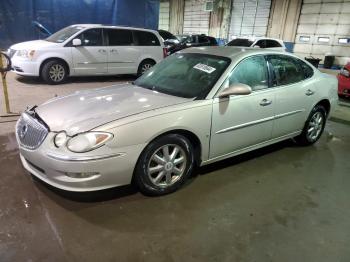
[{"x1": 20, "y1": 125, "x2": 28, "y2": 139}]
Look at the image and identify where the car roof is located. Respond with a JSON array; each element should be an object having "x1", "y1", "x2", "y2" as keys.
[
  {"x1": 179, "y1": 46, "x2": 287, "y2": 59},
  {"x1": 70, "y1": 24, "x2": 158, "y2": 33},
  {"x1": 233, "y1": 36, "x2": 282, "y2": 41}
]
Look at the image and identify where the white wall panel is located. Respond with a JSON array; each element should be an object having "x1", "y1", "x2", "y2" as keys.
[
  {"x1": 228, "y1": 0, "x2": 271, "y2": 39},
  {"x1": 183, "y1": 0, "x2": 210, "y2": 35},
  {"x1": 295, "y1": 0, "x2": 350, "y2": 65},
  {"x1": 159, "y1": 1, "x2": 170, "y2": 31}
]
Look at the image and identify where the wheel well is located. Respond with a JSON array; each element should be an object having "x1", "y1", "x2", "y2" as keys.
[
  {"x1": 139, "y1": 58, "x2": 156, "y2": 67},
  {"x1": 316, "y1": 99, "x2": 331, "y2": 116},
  {"x1": 39, "y1": 58, "x2": 70, "y2": 76},
  {"x1": 151, "y1": 129, "x2": 202, "y2": 166}
]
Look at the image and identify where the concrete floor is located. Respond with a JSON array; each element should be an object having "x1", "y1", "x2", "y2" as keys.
[{"x1": 1, "y1": 73, "x2": 350, "y2": 261}]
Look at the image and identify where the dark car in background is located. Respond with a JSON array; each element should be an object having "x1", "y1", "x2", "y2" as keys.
[{"x1": 167, "y1": 34, "x2": 218, "y2": 54}]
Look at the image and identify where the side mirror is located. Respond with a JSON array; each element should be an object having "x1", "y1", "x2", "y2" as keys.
[
  {"x1": 72, "y1": 38, "x2": 82, "y2": 46},
  {"x1": 186, "y1": 43, "x2": 192, "y2": 47},
  {"x1": 253, "y1": 45, "x2": 261, "y2": 48},
  {"x1": 218, "y1": 83, "x2": 252, "y2": 98}
]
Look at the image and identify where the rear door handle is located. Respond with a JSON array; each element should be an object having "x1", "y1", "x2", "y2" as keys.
[
  {"x1": 110, "y1": 49, "x2": 118, "y2": 53},
  {"x1": 305, "y1": 89, "x2": 315, "y2": 96},
  {"x1": 260, "y1": 99, "x2": 272, "y2": 106},
  {"x1": 98, "y1": 49, "x2": 106, "y2": 53}
]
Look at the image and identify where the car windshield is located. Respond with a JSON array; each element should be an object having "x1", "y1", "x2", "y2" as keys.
[
  {"x1": 134, "y1": 53, "x2": 231, "y2": 99},
  {"x1": 227, "y1": 38, "x2": 254, "y2": 47},
  {"x1": 46, "y1": 26, "x2": 84, "y2": 43}
]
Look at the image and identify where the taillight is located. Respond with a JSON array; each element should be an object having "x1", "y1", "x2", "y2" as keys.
[
  {"x1": 340, "y1": 67, "x2": 350, "y2": 77},
  {"x1": 163, "y1": 48, "x2": 168, "y2": 58}
]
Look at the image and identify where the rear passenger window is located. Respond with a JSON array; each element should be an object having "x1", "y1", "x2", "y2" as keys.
[
  {"x1": 107, "y1": 29, "x2": 133, "y2": 46},
  {"x1": 298, "y1": 60, "x2": 314, "y2": 79},
  {"x1": 134, "y1": 31, "x2": 160, "y2": 46},
  {"x1": 268, "y1": 55, "x2": 306, "y2": 86}
]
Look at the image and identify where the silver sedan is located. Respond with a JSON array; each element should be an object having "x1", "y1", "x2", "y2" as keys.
[{"x1": 16, "y1": 47, "x2": 338, "y2": 195}]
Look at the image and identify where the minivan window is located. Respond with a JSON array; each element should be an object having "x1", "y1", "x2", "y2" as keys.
[
  {"x1": 74, "y1": 28, "x2": 103, "y2": 46},
  {"x1": 107, "y1": 29, "x2": 133, "y2": 46},
  {"x1": 268, "y1": 55, "x2": 306, "y2": 86},
  {"x1": 228, "y1": 56, "x2": 268, "y2": 91},
  {"x1": 46, "y1": 26, "x2": 83, "y2": 43},
  {"x1": 134, "y1": 31, "x2": 160, "y2": 46}
]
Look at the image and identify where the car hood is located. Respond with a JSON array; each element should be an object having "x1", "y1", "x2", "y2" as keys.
[
  {"x1": 10, "y1": 40, "x2": 59, "y2": 50},
  {"x1": 35, "y1": 84, "x2": 192, "y2": 135}
]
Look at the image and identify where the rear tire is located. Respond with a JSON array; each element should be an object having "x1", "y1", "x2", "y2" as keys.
[
  {"x1": 134, "y1": 134, "x2": 194, "y2": 196},
  {"x1": 295, "y1": 105, "x2": 327, "y2": 145},
  {"x1": 137, "y1": 60, "x2": 155, "y2": 77},
  {"x1": 41, "y1": 60, "x2": 68, "y2": 85}
]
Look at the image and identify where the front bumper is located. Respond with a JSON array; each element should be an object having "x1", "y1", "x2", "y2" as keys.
[
  {"x1": 18, "y1": 133, "x2": 144, "y2": 192},
  {"x1": 11, "y1": 56, "x2": 40, "y2": 76}
]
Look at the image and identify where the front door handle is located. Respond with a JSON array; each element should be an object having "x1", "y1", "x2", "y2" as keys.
[
  {"x1": 98, "y1": 49, "x2": 106, "y2": 53},
  {"x1": 110, "y1": 49, "x2": 118, "y2": 53},
  {"x1": 305, "y1": 89, "x2": 315, "y2": 96},
  {"x1": 260, "y1": 99, "x2": 272, "y2": 106}
]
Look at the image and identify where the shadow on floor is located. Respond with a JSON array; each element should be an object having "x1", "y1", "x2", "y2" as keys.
[
  {"x1": 33, "y1": 139, "x2": 296, "y2": 203},
  {"x1": 15, "y1": 74, "x2": 137, "y2": 86}
]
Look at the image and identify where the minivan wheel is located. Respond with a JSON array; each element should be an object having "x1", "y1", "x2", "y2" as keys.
[
  {"x1": 137, "y1": 60, "x2": 155, "y2": 77},
  {"x1": 134, "y1": 134, "x2": 194, "y2": 196},
  {"x1": 295, "y1": 105, "x2": 327, "y2": 145},
  {"x1": 41, "y1": 60, "x2": 68, "y2": 85}
]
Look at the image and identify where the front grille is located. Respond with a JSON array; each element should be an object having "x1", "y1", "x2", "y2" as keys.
[
  {"x1": 8, "y1": 49, "x2": 16, "y2": 58},
  {"x1": 16, "y1": 113, "x2": 48, "y2": 150}
]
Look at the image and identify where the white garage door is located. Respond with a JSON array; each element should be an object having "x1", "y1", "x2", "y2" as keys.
[
  {"x1": 294, "y1": 0, "x2": 350, "y2": 65},
  {"x1": 228, "y1": 0, "x2": 271, "y2": 40},
  {"x1": 159, "y1": 1, "x2": 170, "y2": 31},
  {"x1": 183, "y1": 0, "x2": 210, "y2": 35}
]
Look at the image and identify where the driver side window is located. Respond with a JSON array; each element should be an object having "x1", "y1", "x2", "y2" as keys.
[
  {"x1": 76, "y1": 29, "x2": 103, "y2": 46},
  {"x1": 227, "y1": 55, "x2": 269, "y2": 91}
]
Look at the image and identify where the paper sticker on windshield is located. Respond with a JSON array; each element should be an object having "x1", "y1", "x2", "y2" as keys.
[{"x1": 193, "y1": 63, "x2": 216, "y2": 74}]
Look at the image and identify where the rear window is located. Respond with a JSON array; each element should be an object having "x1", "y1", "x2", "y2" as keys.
[
  {"x1": 227, "y1": 38, "x2": 253, "y2": 47},
  {"x1": 265, "y1": 40, "x2": 282, "y2": 48},
  {"x1": 133, "y1": 31, "x2": 160, "y2": 46},
  {"x1": 107, "y1": 29, "x2": 133, "y2": 46}
]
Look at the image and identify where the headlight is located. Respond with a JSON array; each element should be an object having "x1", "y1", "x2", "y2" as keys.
[
  {"x1": 67, "y1": 132, "x2": 113, "y2": 153},
  {"x1": 54, "y1": 132, "x2": 68, "y2": 147},
  {"x1": 16, "y1": 50, "x2": 35, "y2": 59}
]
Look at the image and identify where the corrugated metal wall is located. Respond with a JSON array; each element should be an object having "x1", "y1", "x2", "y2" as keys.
[
  {"x1": 183, "y1": 0, "x2": 210, "y2": 35},
  {"x1": 228, "y1": 0, "x2": 271, "y2": 40},
  {"x1": 159, "y1": 1, "x2": 170, "y2": 31},
  {"x1": 294, "y1": 0, "x2": 350, "y2": 65}
]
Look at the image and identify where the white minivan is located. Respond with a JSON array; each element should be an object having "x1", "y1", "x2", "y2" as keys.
[{"x1": 8, "y1": 24, "x2": 166, "y2": 84}]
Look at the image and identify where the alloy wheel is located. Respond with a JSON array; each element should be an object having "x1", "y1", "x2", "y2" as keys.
[
  {"x1": 49, "y1": 64, "x2": 65, "y2": 82},
  {"x1": 307, "y1": 111, "x2": 324, "y2": 142},
  {"x1": 147, "y1": 144, "x2": 187, "y2": 188}
]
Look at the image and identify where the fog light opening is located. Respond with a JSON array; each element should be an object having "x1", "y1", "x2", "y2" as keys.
[{"x1": 64, "y1": 172, "x2": 99, "y2": 178}]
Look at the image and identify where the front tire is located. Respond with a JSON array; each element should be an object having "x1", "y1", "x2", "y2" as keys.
[
  {"x1": 41, "y1": 60, "x2": 68, "y2": 85},
  {"x1": 295, "y1": 105, "x2": 327, "y2": 145},
  {"x1": 137, "y1": 60, "x2": 155, "y2": 77},
  {"x1": 134, "y1": 134, "x2": 194, "y2": 196}
]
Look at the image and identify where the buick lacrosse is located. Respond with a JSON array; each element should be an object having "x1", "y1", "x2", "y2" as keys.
[{"x1": 16, "y1": 47, "x2": 338, "y2": 195}]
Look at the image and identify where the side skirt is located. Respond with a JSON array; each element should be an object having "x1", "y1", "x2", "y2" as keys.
[{"x1": 201, "y1": 131, "x2": 302, "y2": 166}]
